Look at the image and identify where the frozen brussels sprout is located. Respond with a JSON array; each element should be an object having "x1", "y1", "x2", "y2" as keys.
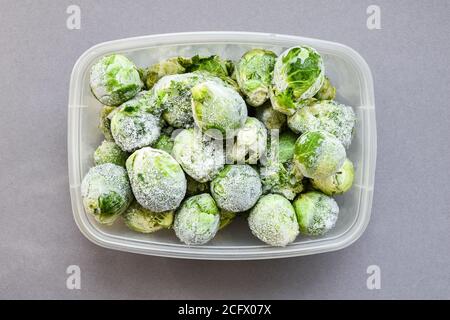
[
  {"x1": 248, "y1": 194, "x2": 299, "y2": 246},
  {"x1": 172, "y1": 128, "x2": 225, "y2": 182},
  {"x1": 293, "y1": 191, "x2": 339, "y2": 236},
  {"x1": 81, "y1": 163, "x2": 133, "y2": 225},
  {"x1": 219, "y1": 210, "x2": 236, "y2": 230},
  {"x1": 144, "y1": 56, "x2": 191, "y2": 89},
  {"x1": 110, "y1": 91, "x2": 161, "y2": 152},
  {"x1": 236, "y1": 49, "x2": 277, "y2": 106},
  {"x1": 90, "y1": 54, "x2": 143, "y2": 106},
  {"x1": 99, "y1": 105, "x2": 116, "y2": 141},
  {"x1": 192, "y1": 80, "x2": 247, "y2": 139},
  {"x1": 276, "y1": 131, "x2": 298, "y2": 163},
  {"x1": 93, "y1": 140, "x2": 128, "y2": 167},
  {"x1": 126, "y1": 147, "x2": 186, "y2": 212},
  {"x1": 123, "y1": 201, "x2": 174, "y2": 233},
  {"x1": 271, "y1": 46, "x2": 324, "y2": 115},
  {"x1": 173, "y1": 193, "x2": 220, "y2": 245},
  {"x1": 254, "y1": 101, "x2": 286, "y2": 131},
  {"x1": 210, "y1": 165, "x2": 262, "y2": 212},
  {"x1": 186, "y1": 55, "x2": 233, "y2": 78},
  {"x1": 260, "y1": 160, "x2": 303, "y2": 201},
  {"x1": 287, "y1": 100, "x2": 356, "y2": 148},
  {"x1": 311, "y1": 158, "x2": 354, "y2": 195},
  {"x1": 227, "y1": 117, "x2": 267, "y2": 164},
  {"x1": 314, "y1": 76, "x2": 336, "y2": 100},
  {"x1": 293, "y1": 130, "x2": 346, "y2": 179},
  {"x1": 186, "y1": 175, "x2": 209, "y2": 196},
  {"x1": 152, "y1": 133, "x2": 174, "y2": 154}
]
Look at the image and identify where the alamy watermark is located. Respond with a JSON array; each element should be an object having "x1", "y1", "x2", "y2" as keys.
[
  {"x1": 366, "y1": 5, "x2": 381, "y2": 30},
  {"x1": 66, "y1": 265, "x2": 81, "y2": 290},
  {"x1": 66, "y1": 5, "x2": 81, "y2": 30},
  {"x1": 366, "y1": 265, "x2": 381, "y2": 290}
]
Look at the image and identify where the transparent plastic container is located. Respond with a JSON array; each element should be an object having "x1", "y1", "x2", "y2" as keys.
[{"x1": 68, "y1": 32, "x2": 376, "y2": 260}]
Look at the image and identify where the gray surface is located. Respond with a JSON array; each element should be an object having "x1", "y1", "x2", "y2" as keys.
[{"x1": 0, "y1": 0, "x2": 449, "y2": 299}]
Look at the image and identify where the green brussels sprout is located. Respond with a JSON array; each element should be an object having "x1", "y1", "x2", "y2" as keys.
[
  {"x1": 260, "y1": 160, "x2": 303, "y2": 201},
  {"x1": 271, "y1": 46, "x2": 325, "y2": 115},
  {"x1": 314, "y1": 76, "x2": 336, "y2": 100},
  {"x1": 126, "y1": 147, "x2": 186, "y2": 212},
  {"x1": 254, "y1": 101, "x2": 286, "y2": 130},
  {"x1": 311, "y1": 158, "x2": 354, "y2": 195},
  {"x1": 227, "y1": 117, "x2": 267, "y2": 164},
  {"x1": 293, "y1": 130, "x2": 346, "y2": 179},
  {"x1": 93, "y1": 140, "x2": 128, "y2": 167},
  {"x1": 172, "y1": 128, "x2": 225, "y2": 182},
  {"x1": 186, "y1": 55, "x2": 233, "y2": 78},
  {"x1": 235, "y1": 49, "x2": 277, "y2": 106},
  {"x1": 191, "y1": 80, "x2": 247, "y2": 139},
  {"x1": 152, "y1": 133, "x2": 174, "y2": 154},
  {"x1": 219, "y1": 210, "x2": 237, "y2": 230},
  {"x1": 293, "y1": 191, "x2": 339, "y2": 236},
  {"x1": 276, "y1": 131, "x2": 298, "y2": 163},
  {"x1": 210, "y1": 165, "x2": 262, "y2": 212},
  {"x1": 144, "y1": 56, "x2": 191, "y2": 89},
  {"x1": 81, "y1": 163, "x2": 133, "y2": 225},
  {"x1": 123, "y1": 201, "x2": 174, "y2": 233},
  {"x1": 186, "y1": 175, "x2": 210, "y2": 196},
  {"x1": 287, "y1": 100, "x2": 356, "y2": 148},
  {"x1": 99, "y1": 105, "x2": 116, "y2": 141},
  {"x1": 173, "y1": 193, "x2": 220, "y2": 245},
  {"x1": 89, "y1": 54, "x2": 143, "y2": 106},
  {"x1": 248, "y1": 194, "x2": 299, "y2": 246}
]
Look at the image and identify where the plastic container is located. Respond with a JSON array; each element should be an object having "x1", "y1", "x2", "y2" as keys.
[{"x1": 68, "y1": 32, "x2": 376, "y2": 260}]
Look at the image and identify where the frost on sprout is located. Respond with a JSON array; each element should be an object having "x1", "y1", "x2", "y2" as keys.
[
  {"x1": 311, "y1": 158, "x2": 354, "y2": 195},
  {"x1": 293, "y1": 130, "x2": 346, "y2": 179},
  {"x1": 191, "y1": 80, "x2": 247, "y2": 139},
  {"x1": 254, "y1": 101, "x2": 286, "y2": 131},
  {"x1": 81, "y1": 163, "x2": 133, "y2": 225},
  {"x1": 293, "y1": 191, "x2": 339, "y2": 236},
  {"x1": 126, "y1": 147, "x2": 186, "y2": 212},
  {"x1": 172, "y1": 128, "x2": 225, "y2": 182},
  {"x1": 123, "y1": 201, "x2": 173, "y2": 233},
  {"x1": 143, "y1": 56, "x2": 191, "y2": 89},
  {"x1": 227, "y1": 117, "x2": 267, "y2": 164},
  {"x1": 210, "y1": 165, "x2": 262, "y2": 212},
  {"x1": 110, "y1": 91, "x2": 162, "y2": 152},
  {"x1": 271, "y1": 46, "x2": 324, "y2": 115},
  {"x1": 173, "y1": 193, "x2": 220, "y2": 245},
  {"x1": 90, "y1": 54, "x2": 143, "y2": 106},
  {"x1": 248, "y1": 194, "x2": 299, "y2": 246},
  {"x1": 288, "y1": 100, "x2": 356, "y2": 148},
  {"x1": 93, "y1": 140, "x2": 128, "y2": 167}
]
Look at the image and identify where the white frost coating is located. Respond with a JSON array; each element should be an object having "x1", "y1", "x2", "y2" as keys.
[
  {"x1": 210, "y1": 165, "x2": 262, "y2": 212},
  {"x1": 288, "y1": 100, "x2": 356, "y2": 148},
  {"x1": 254, "y1": 102, "x2": 286, "y2": 130},
  {"x1": 173, "y1": 194, "x2": 220, "y2": 245},
  {"x1": 227, "y1": 117, "x2": 267, "y2": 164},
  {"x1": 81, "y1": 163, "x2": 132, "y2": 225},
  {"x1": 172, "y1": 128, "x2": 225, "y2": 182},
  {"x1": 126, "y1": 147, "x2": 186, "y2": 212},
  {"x1": 248, "y1": 194, "x2": 299, "y2": 246}
]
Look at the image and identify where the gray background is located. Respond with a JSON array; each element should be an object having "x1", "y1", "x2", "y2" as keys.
[{"x1": 0, "y1": 0, "x2": 449, "y2": 299}]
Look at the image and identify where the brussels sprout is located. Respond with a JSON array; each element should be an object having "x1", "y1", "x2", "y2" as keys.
[
  {"x1": 89, "y1": 54, "x2": 143, "y2": 106},
  {"x1": 144, "y1": 56, "x2": 191, "y2": 89},
  {"x1": 123, "y1": 201, "x2": 174, "y2": 233},
  {"x1": 152, "y1": 133, "x2": 174, "y2": 154},
  {"x1": 236, "y1": 49, "x2": 277, "y2": 107},
  {"x1": 276, "y1": 131, "x2": 298, "y2": 163},
  {"x1": 311, "y1": 158, "x2": 354, "y2": 195},
  {"x1": 192, "y1": 81, "x2": 247, "y2": 139},
  {"x1": 81, "y1": 163, "x2": 133, "y2": 225},
  {"x1": 293, "y1": 191, "x2": 339, "y2": 236},
  {"x1": 260, "y1": 160, "x2": 303, "y2": 201},
  {"x1": 173, "y1": 193, "x2": 220, "y2": 245},
  {"x1": 254, "y1": 101, "x2": 286, "y2": 130},
  {"x1": 293, "y1": 130, "x2": 346, "y2": 179},
  {"x1": 287, "y1": 100, "x2": 356, "y2": 148},
  {"x1": 314, "y1": 76, "x2": 336, "y2": 100},
  {"x1": 219, "y1": 210, "x2": 237, "y2": 230},
  {"x1": 93, "y1": 140, "x2": 128, "y2": 167},
  {"x1": 210, "y1": 165, "x2": 262, "y2": 212},
  {"x1": 271, "y1": 46, "x2": 324, "y2": 115},
  {"x1": 99, "y1": 105, "x2": 116, "y2": 141},
  {"x1": 248, "y1": 194, "x2": 299, "y2": 246},
  {"x1": 186, "y1": 55, "x2": 233, "y2": 78},
  {"x1": 126, "y1": 147, "x2": 186, "y2": 212},
  {"x1": 172, "y1": 128, "x2": 225, "y2": 182},
  {"x1": 186, "y1": 175, "x2": 210, "y2": 196},
  {"x1": 227, "y1": 117, "x2": 267, "y2": 164}
]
